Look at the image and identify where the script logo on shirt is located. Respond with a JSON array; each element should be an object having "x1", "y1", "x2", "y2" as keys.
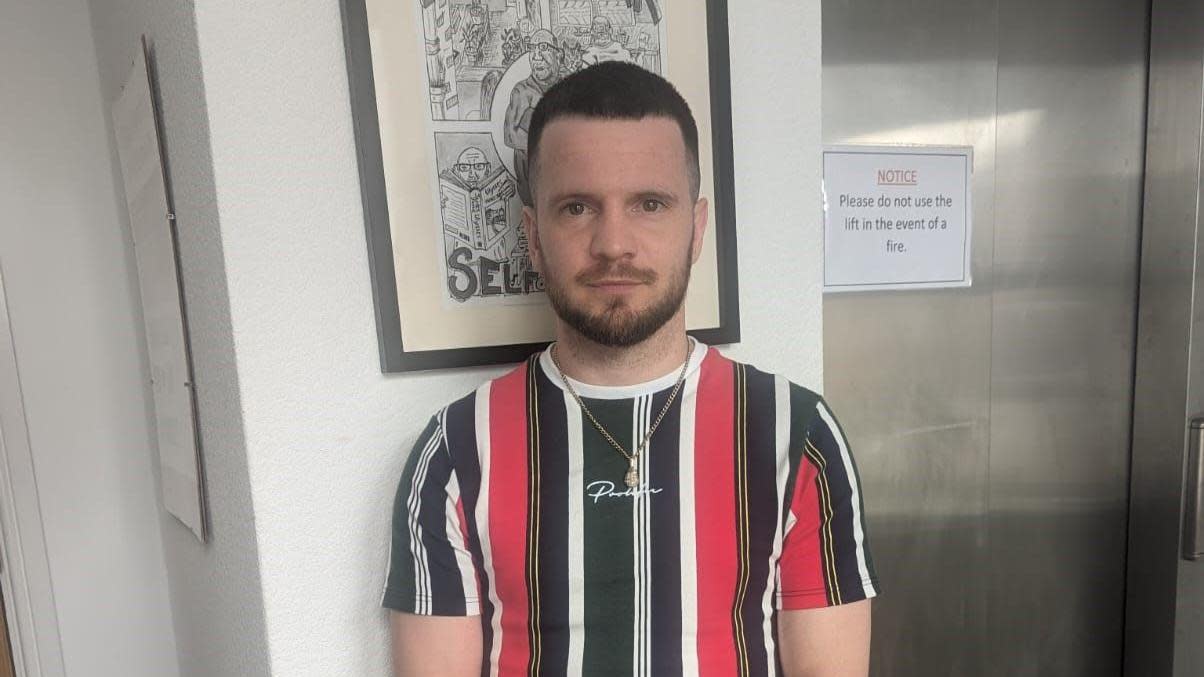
[{"x1": 585, "y1": 480, "x2": 664, "y2": 504}]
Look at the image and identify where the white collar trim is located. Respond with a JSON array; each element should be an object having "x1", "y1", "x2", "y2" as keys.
[{"x1": 538, "y1": 337, "x2": 708, "y2": 400}]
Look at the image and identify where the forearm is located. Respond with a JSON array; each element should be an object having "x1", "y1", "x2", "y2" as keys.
[
  {"x1": 391, "y1": 611, "x2": 482, "y2": 677},
  {"x1": 777, "y1": 599, "x2": 872, "y2": 677}
]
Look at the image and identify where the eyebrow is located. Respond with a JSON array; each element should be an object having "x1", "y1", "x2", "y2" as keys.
[
  {"x1": 544, "y1": 188, "x2": 682, "y2": 206},
  {"x1": 634, "y1": 189, "x2": 679, "y2": 205}
]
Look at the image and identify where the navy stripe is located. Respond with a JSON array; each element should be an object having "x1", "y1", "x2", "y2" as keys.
[
  {"x1": 806, "y1": 404, "x2": 870, "y2": 602},
  {"x1": 648, "y1": 387, "x2": 684, "y2": 676},
  {"x1": 741, "y1": 367, "x2": 778, "y2": 676},
  {"x1": 534, "y1": 366, "x2": 571, "y2": 676},
  {"x1": 384, "y1": 417, "x2": 440, "y2": 612},
  {"x1": 416, "y1": 420, "x2": 466, "y2": 614},
  {"x1": 444, "y1": 393, "x2": 493, "y2": 670}
]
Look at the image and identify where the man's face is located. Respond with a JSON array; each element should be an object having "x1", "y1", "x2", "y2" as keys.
[
  {"x1": 591, "y1": 18, "x2": 612, "y2": 47},
  {"x1": 530, "y1": 43, "x2": 561, "y2": 84},
  {"x1": 453, "y1": 148, "x2": 490, "y2": 184},
  {"x1": 523, "y1": 117, "x2": 708, "y2": 347}
]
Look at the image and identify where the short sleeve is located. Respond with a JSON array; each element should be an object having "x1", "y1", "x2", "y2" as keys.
[
  {"x1": 776, "y1": 398, "x2": 880, "y2": 610},
  {"x1": 382, "y1": 413, "x2": 481, "y2": 616}
]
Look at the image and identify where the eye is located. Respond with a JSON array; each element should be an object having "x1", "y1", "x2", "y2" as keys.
[
  {"x1": 564, "y1": 202, "x2": 587, "y2": 216},
  {"x1": 640, "y1": 198, "x2": 666, "y2": 213}
]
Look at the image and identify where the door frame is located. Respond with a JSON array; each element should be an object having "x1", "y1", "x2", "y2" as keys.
[{"x1": 0, "y1": 264, "x2": 65, "y2": 677}]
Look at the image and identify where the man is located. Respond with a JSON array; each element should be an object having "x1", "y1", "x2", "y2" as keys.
[
  {"x1": 581, "y1": 16, "x2": 632, "y2": 65},
  {"x1": 504, "y1": 29, "x2": 562, "y2": 206},
  {"x1": 384, "y1": 62, "x2": 879, "y2": 676},
  {"x1": 450, "y1": 147, "x2": 492, "y2": 187}
]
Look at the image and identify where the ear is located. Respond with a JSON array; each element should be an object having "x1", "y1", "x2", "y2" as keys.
[
  {"x1": 690, "y1": 196, "x2": 710, "y2": 264},
  {"x1": 523, "y1": 204, "x2": 544, "y2": 274}
]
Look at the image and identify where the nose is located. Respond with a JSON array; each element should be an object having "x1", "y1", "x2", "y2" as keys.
[{"x1": 588, "y1": 205, "x2": 636, "y2": 262}]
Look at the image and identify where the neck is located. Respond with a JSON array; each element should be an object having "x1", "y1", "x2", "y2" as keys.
[{"x1": 552, "y1": 315, "x2": 691, "y2": 387}]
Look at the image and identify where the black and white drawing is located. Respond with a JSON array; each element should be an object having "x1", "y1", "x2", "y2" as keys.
[{"x1": 417, "y1": 0, "x2": 667, "y2": 304}]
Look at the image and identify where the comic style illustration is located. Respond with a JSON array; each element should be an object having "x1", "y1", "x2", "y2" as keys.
[
  {"x1": 417, "y1": 0, "x2": 667, "y2": 304},
  {"x1": 435, "y1": 133, "x2": 540, "y2": 301}
]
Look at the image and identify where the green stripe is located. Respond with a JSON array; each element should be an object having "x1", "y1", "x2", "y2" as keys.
[{"x1": 580, "y1": 397, "x2": 636, "y2": 676}]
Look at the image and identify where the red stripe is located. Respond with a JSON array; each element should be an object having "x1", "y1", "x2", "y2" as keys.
[
  {"x1": 489, "y1": 364, "x2": 531, "y2": 674},
  {"x1": 778, "y1": 459, "x2": 830, "y2": 609},
  {"x1": 454, "y1": 497, "x2": 480, "y2": 601},
  {"x1": 693, "y1": 350, "x2": 739, "y2": 676}
]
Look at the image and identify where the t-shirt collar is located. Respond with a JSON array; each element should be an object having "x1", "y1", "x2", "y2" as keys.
[{"x1": 538, "y1": 337, "x2": 708, "y2": 400}]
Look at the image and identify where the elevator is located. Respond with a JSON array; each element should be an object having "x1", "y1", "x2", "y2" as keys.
[{"x1": 821, "y1": 0, "x2": 1204, "y2": 674}]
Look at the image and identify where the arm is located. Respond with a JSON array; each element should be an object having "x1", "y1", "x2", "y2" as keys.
[
  {"x1": 383, "y1": 411, "x2": 484, "y2": 674},
  {"x1": 777, "y1": 599, "x2": 871, "y2": 677},
  {"x1": 775, "y1": 394, "x2": 880, "y2": 676},
  {"x1": 390, "y1": 611, "x2": 482, "y2": 677}
]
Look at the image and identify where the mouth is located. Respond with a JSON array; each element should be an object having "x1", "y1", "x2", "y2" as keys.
[{"x1": 586, "y1": 279, "x2": 645, "y2": 293}]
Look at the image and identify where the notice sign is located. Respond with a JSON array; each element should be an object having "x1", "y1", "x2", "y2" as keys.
[{"x1": 822, "y1": 145, "x2": 972, "y2": 292}]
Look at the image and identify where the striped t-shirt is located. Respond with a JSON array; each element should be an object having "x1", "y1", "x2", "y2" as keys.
[{"x1": 384, "y1": 341, "x2": 879, "y2": 676}]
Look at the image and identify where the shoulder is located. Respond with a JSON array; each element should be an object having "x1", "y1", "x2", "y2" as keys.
[
  {"x1": 702, "y1": 347, "x2": 827, "y2": 428},
  {"x1": 423, "y1": 358, "x2": 536, "y2": 428}
]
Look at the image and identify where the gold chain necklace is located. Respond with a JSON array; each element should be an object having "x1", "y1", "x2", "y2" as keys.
[{"x1": 550, "y1": 339, "x2": 695, "y2": 488}]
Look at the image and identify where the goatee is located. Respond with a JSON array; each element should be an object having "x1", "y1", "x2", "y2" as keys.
[{"x1": 544, "y1": 246, "x2": 692, "y2": 348}]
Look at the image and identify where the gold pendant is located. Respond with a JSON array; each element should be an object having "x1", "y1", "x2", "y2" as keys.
[{"x1": 624, "y1": 466, "x2": 640, "y2": 488}]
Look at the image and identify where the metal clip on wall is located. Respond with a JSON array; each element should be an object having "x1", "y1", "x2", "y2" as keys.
[{"x1": 1185, "y1": 418, "x2": 1204, "y2": 561}]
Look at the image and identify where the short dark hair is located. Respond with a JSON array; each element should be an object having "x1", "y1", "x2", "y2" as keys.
[{"x1": 527, "y1": 61, "x2": 701, "y2": 203}]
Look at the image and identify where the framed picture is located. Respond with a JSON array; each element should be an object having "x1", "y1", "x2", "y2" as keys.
[{"x1": 340, "y1": 0, "x2": 740, "y2": 372}]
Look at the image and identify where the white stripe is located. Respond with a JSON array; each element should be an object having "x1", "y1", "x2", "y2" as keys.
[
  {"x1": 678, "y1": 369, "x2": 701, "y2": 676},
  {"x1": 640, "y1": 395, "x2": 652, "y2": 677},
  {"x1": 761, "y1": 376, "x2": 793, "y2": 675},
  {"x1": 405, "y1": 422, "x2": 442, "y2": 613},
  {"x1": 444, "y1": 472, "x2": 480, "y2": 614},
  {"x1": 816, "y1": 401, "x2": 875, "y2": 593},
  {"x1": 565, "y1": 392, "x2": 585, "y2": 676},
  {"x1": 630, "y1": 396, "x2": 644, "y2": 677},
  {"x1": 475, "y1": 382, "x2": 504, "y2": 677}
]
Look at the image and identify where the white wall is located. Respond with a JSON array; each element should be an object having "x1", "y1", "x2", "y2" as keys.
[
  {"x1": 0, "y1": 0, "x2": 180, "y2": 675},
  {"x1": 186, "y1": 0, "x2": 824, "y2": 674},
  {"x1": 85, "y1": 1, "x2": 273, "y2": 676}
]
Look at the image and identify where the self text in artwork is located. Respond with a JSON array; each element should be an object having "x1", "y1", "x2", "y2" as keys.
[{"x1": 445, "y1": 246, "x2": 544, "y2": 301}]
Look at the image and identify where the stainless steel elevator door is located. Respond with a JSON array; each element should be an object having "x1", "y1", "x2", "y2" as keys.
[{"x1": 822, "y1": 1, "x2": 1148, "y2": 675}]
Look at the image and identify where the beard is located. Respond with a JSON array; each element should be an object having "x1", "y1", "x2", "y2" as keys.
[{"x1": 543, "y1": 240, "x2": 693, "y2": 348}]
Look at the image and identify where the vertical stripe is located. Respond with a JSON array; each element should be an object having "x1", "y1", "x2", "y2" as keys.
[
  {"x1": 474, "y1": 384, "x2": 504, "y2": 677},
  {"x1": 564, "y1": 393, "x2": 585, "y2": 676},
  {"x1": 694, "y1": 351, "x2": 738, "y2": 677},
  {"x1": 816, "y1": 402, "x2": 876, "y2": 596},
  {"x1": 489, "y1": 367, "x2": 532, "y2": 676},
  {"x1": 803, "y1": 440, "x2": 840, "y2": 604},
  {"x1": 776, "y1": 387, "x2": 826, "y2": 610},
  {"x1": 406, "y1": 424, "x2": 443, "y2": 613},
  {"x1": 580, "y1": 397, "x2": 636, "y2": 675},
  {"x1": 445, "y1": 395, "x2": 491, "y2": 671},
  {"x1": 732, "y1": 364, "x2": 751, "y2": 677},
  {"x1": 526, "y1": 362, "x2": 543, "y2": 676},
  {"x1": 445, "y1": 475, "x2": 480, "y2": 614},
  {"x1": 740, "y1": 368, "x2": 780, "y2": 677},
  {"x1": 384, "y1": 417, "x2": 436, "y2": 609},
  {"x1": 535, "y1": 366, "x2": 570, "y2": 675},
  {"x1": 649, "y1": 384, "x2": 684, "y2": 676},
  {"x1": 631, "y1": 394, "x2": 653, "y2": 677},
  {"x1": 761, "y1": 376, "x2": 793, "y2": 676},
  {"x1": 677, "y1": 366, "x2": 701, "y2": 676}
]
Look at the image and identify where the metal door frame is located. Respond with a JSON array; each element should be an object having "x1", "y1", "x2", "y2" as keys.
[{"x1": 1123, "y1": 0, "x2": 1204, "y2": 674}]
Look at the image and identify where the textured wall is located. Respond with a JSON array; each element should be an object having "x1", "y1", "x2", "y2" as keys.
[
  {"x1": 86, "y1": 1, "x2": 272, "y2": 675},
  {"x1": 189, "y1": 0, "x2": 823, "y2": 673},
  {"x1": 0, "y1": 0, "x2": 179, "y2": 675}
]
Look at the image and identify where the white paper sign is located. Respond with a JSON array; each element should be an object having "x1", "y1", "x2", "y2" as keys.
[{"x1": 822, "y1": 145, "x2": 972, "y2": 292}]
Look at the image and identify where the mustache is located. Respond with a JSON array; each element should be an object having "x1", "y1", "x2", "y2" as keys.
[{"x1": 575, "y1": 263, "x2": 658, "y2": 285}]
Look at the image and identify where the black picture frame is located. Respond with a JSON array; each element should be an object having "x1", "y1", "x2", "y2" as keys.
[{"x1": 340, "y1": 0, "x2": 740, "y2": 372}]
